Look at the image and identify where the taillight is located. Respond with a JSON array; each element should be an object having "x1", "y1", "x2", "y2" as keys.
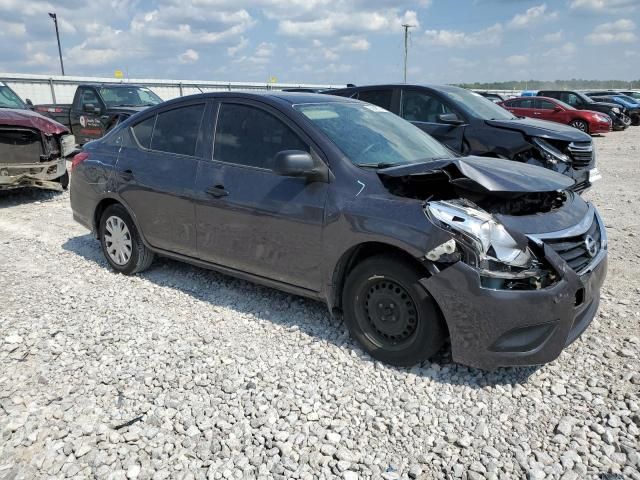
[
  {"x1": 36, "y1": 106, "x2": 64, "y2": 113},
  {"x1": 71, "y1": 152, "x2": 89, "y2": 170}
]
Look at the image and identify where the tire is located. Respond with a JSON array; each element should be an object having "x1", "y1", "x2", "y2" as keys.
[
  {"x1": 99, "y1": 204, "x2": 154, "y2": 275},
  {"x1": 57, "y1": 170, "x2": 69, "y2": 190},
  {"x1": 631, "y1": 114, "x2": 640, "y2": 126},
  {"x1": 342, "y1": 255, "x2": 446, "y2": 367},
  {"x1": 569, "y1": 119, "x2": 589, "y2": 133}
]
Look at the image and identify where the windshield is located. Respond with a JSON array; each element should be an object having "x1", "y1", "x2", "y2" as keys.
[
  {"x1": 295, "y1": 102, "x2": 454, "y2": 167},
  {"x1": 99, "y1": 86, "x2": 163, "y2": 107},
  {"x1": 576, "y1": 92, "x2": 595, "y2": 104},
  {"x1": 443, "y1": 88, "x2": 516, "y2": 120},
  {"x1": 0, "y1": 85, "x2": 26, "y2": 109}
]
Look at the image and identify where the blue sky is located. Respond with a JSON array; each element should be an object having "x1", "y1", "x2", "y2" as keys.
[{"x1": 0, "y1": 0, "x2": 638, "y2": 85}]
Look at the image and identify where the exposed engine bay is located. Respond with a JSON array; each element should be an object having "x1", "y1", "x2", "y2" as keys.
[{"x1": 0, "y1": 127, "x2": 74, "y2": 190}]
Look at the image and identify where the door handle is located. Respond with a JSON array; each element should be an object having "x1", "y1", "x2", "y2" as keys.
[
  {"x1": 121, "y1": 169, "x2": 134, "y2": 181},
  {"x1": 206, "y1": 185, "x2": 229, "y2": 198}
]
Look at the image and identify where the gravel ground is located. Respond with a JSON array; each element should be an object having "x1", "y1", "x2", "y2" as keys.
[{"x1": 1, "y1": 129, "x2": 639, "y2": 480}]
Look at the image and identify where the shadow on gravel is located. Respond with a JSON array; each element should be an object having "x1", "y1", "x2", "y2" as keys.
[
  {"x1": 0, "y1": 187, "x2": 63, "y2": 208},
  {"x1": 62, "y1": 233, "x2": 542, "y2": 387}
]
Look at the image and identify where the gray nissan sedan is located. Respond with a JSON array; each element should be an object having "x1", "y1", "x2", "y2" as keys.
[{"x1": 69, "y1": 92, "x2": 607, "y2": 370}]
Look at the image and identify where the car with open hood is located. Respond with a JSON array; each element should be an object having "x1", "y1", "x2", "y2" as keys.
[
  {"x1": 70, "y1": 92, "x2": 607, "y2": 370},
  {"x1": 1, "y1": 81, "x2": 75, "y2": 191},
  {"x1": 584, "y1": 92, "x2": 640, "y2": 126},
  {"x1": 326, "y1": 84, "x2": 599, "y2": 192}
]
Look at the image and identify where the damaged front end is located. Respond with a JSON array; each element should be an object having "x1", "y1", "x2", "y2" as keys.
[
  {"x1": 378, "y1": 157, "x2": 607, "y2": 369},
  {"x1": 0, "y1": 126, "x2": 75, "y2": 191}
]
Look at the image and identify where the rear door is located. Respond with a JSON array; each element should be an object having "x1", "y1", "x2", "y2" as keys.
[
  {"x1": 399, "y1": 88, "x2": 465, "y2": 152},
  {"x1": 503, "y1": 98, "x2": 535, "y2": 118},
  {"x1": 194, "y1": 100, "x2": 328, "y2": 291},
  {"x1": 115, "y1": 101, "x2": 207, "y2": 257}
]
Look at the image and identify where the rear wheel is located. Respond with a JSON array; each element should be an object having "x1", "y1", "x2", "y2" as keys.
[
  {"x1": 342, "y1": 256, "x2": 446, "y2": 367},
  {"x1": 569, "y1": 119, "x2": 589, "y2": 133},
  {"x1": 99, "y1": 204, "x2": 154, "y2": 275}
]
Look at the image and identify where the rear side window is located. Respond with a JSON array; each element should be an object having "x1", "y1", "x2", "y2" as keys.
[
  {"x1": 132, "y1": 116, "x2": 156, "y2": 149},
  {"x1": 214, "y1": 103, "x2": 308, "y2": 169},
  {"x1": 150, "y1": 104, "x2": 205, "y2": 156},
  {"x1": 537, "y1": 99, "x2": 556, "y2": 110},
  {"x1": 357, "y1": 89, "x2": 393, "y2": 111},
  {"x1": 507, "y1": 98, "x2": 533, "y2": 108}
]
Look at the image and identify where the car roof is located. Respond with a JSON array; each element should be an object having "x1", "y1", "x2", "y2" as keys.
[
  {"x1": 83, "y1": 83, "x2": 152, "y2": 88},
  {"x1": 154, "y1": 90, "x2": 360, "y2": 108},
  {"x1": 332, "y1": 83, "x2": 468, "y2": 93}
]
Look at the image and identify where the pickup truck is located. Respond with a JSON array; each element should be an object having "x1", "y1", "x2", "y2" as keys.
[
  {"x1": 36, "y1": 84, "x2": 163, "y2": 144},
  {"x1": 1, "y1": 81, "x2": 75, "y2": 191}
]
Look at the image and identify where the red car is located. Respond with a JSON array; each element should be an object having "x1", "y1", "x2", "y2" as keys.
[{"x1": 499, "y1": 96, "x2": 611, "y2": 134}]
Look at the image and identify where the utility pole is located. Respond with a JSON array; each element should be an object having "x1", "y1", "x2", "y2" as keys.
[
  {"x1": 402, "y1": 24, "x2": 415, "y2": 83},
  {"x1": 48, "y1": 12, "x2": 65, "y2": 76}
]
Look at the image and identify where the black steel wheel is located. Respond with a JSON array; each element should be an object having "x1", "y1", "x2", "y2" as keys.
[{"x1": 343, "y1": 255, "x2": 446, "y2": 366}]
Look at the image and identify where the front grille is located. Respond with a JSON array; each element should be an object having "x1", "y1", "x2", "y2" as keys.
[
  {"x1": 566, "y1": 142, "x2": 593, "y2": 170},
  {"x1": 545, "y1": 215, "x2": 601, "y2": 273}
]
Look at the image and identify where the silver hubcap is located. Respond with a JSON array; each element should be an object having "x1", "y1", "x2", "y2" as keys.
[
  {"x1": 572, "y1": 121, "x2": 586, "y2": 131},
  {"x1": 104, "y1": 216, "x2": 133, "y2": 266}
]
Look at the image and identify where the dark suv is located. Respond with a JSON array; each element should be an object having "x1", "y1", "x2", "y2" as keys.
[
  {"x1": 327, "y1": 84, "x2": 599, "y2": 192},
  {"x1": 537, "y1": 90, "x2": 630, "y2": 131},
  {"x1": 70, "y1": 92, "x2": 607, "y2": 370}
]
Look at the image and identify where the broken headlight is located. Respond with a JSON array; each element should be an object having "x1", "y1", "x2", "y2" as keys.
[{"x1": 532, "y1": 138, "x2": 570, "y2": 165}]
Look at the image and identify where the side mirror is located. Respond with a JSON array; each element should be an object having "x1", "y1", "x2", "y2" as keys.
[
  {"x1": 554, "y1": 107, "x2": 562, "y2": 112},
  {"x1": 437, "y1": 113, "x2": 464, "y2": 125},
  {"x1": 83, "y1": 103, "x2": 101, "y2": 114},
  {"x1": 25, "y1": 98, "x2": 34, "y2": 107},
  {"x1": 273, "y1": 150, "x2": 327, "y2": 182}
]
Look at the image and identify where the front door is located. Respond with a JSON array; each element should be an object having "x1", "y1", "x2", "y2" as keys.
[
  {"x1": 194, "y1": 101, "x2": 328, "y2": 291},
  {"x1": 70, "y1": 87, "x2": 107, "y2": 144},
  {"x1": 115, "y1": 102, "x2": 207, "y2": 257},
  {"x1": 399, "y1": 89, "x2": 465, "y2": 152}
]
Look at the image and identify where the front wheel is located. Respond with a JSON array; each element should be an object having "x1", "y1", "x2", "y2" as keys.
[
  {"x1": 342, "y1": 256, "x2": 446, "y2": 367},
  {"x1": 569, "y1": 119, "x2": 589, "y2": 133},
  {"x1": 99, "y1": 204, "x2": 154, "y2": 275},
  {"x1": 57, "y1": 170, "x2": 69, "y2": 190}
]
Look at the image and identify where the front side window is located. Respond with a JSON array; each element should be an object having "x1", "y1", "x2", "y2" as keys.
[
  {"x1": 357, "y1": 89, "x2": 393, "y2": 111},
  {"x1": 295, "y1": 102, "x2": 453, "y2": 168},
  {"x1": 401, "y1": 90, "x2": 456, "y2": 123},
  {"x1": 0, "y1": 85, "x2": 26, "y2": 109},
  {"x1": 149, "y1": 104, "x2": 205, "y2": 156},
  {"x1": 214, "y1": 103, "x2": 308, "y2": 169}
]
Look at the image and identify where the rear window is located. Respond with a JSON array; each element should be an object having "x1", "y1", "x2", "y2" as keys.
[{"x1": 150, "y1": 104, "x2": 205, "y2": 156}]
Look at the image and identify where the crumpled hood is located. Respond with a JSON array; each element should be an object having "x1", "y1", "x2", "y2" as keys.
[
  {"x1": 377, "y1": 156, "x2": 574, "y2": 196},
  {"x1": 0, "y1": 108, "x2": 69, "y2": 135},
  {"x1": 485, "y1": 117, "x2": 591, "y2": 142}
]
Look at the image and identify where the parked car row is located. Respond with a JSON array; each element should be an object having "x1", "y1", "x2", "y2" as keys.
[{"x1": 68, "y1": 88, "x2": 608, "y2": 370}]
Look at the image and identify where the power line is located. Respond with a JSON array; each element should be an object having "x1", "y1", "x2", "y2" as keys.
[{"x1": 402, "y1": 24, "x2": 416, "y2": 83}]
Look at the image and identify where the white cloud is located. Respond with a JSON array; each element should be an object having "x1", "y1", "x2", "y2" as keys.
[
  {"x1": 542, "y1": 30, "x2": 563, "y2": 42},
  {"x1": 508, "y1": 4, "x2": 557, "y2": 30},
  {"x1": 0, "y1": 19, "x2": 26, "y2": 36},
  {"x1": 424, "y1": 23, "x2": 503, "y2": 48},
  {"x1": 178, "y1": 49, "x2": 199, "y2": 63},
  {"x1": 505, "y1": 54, "x2": 529, "y2": 66},
  {"x1": 569, "y1": 0, "x2": 638, "y2": 12},
  {"x1": 586, "y1": 19, "x2": 637, "y2": 44},
  {"x1": 227, "y1": 37, "x2": 249, "y2": 56}
]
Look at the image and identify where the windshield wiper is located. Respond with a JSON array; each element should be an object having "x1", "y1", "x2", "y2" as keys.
[{"x1": 356, "y1": 162, "x2": 397, "y2": 169}]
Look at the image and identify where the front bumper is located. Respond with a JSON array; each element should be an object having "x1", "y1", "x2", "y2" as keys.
[
  {"x1": 422, "y1": 227, "x2": 608, "y2": 370},
  {"x1": 0, "y1": 157, "x2": 67, "y2": 190}
]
